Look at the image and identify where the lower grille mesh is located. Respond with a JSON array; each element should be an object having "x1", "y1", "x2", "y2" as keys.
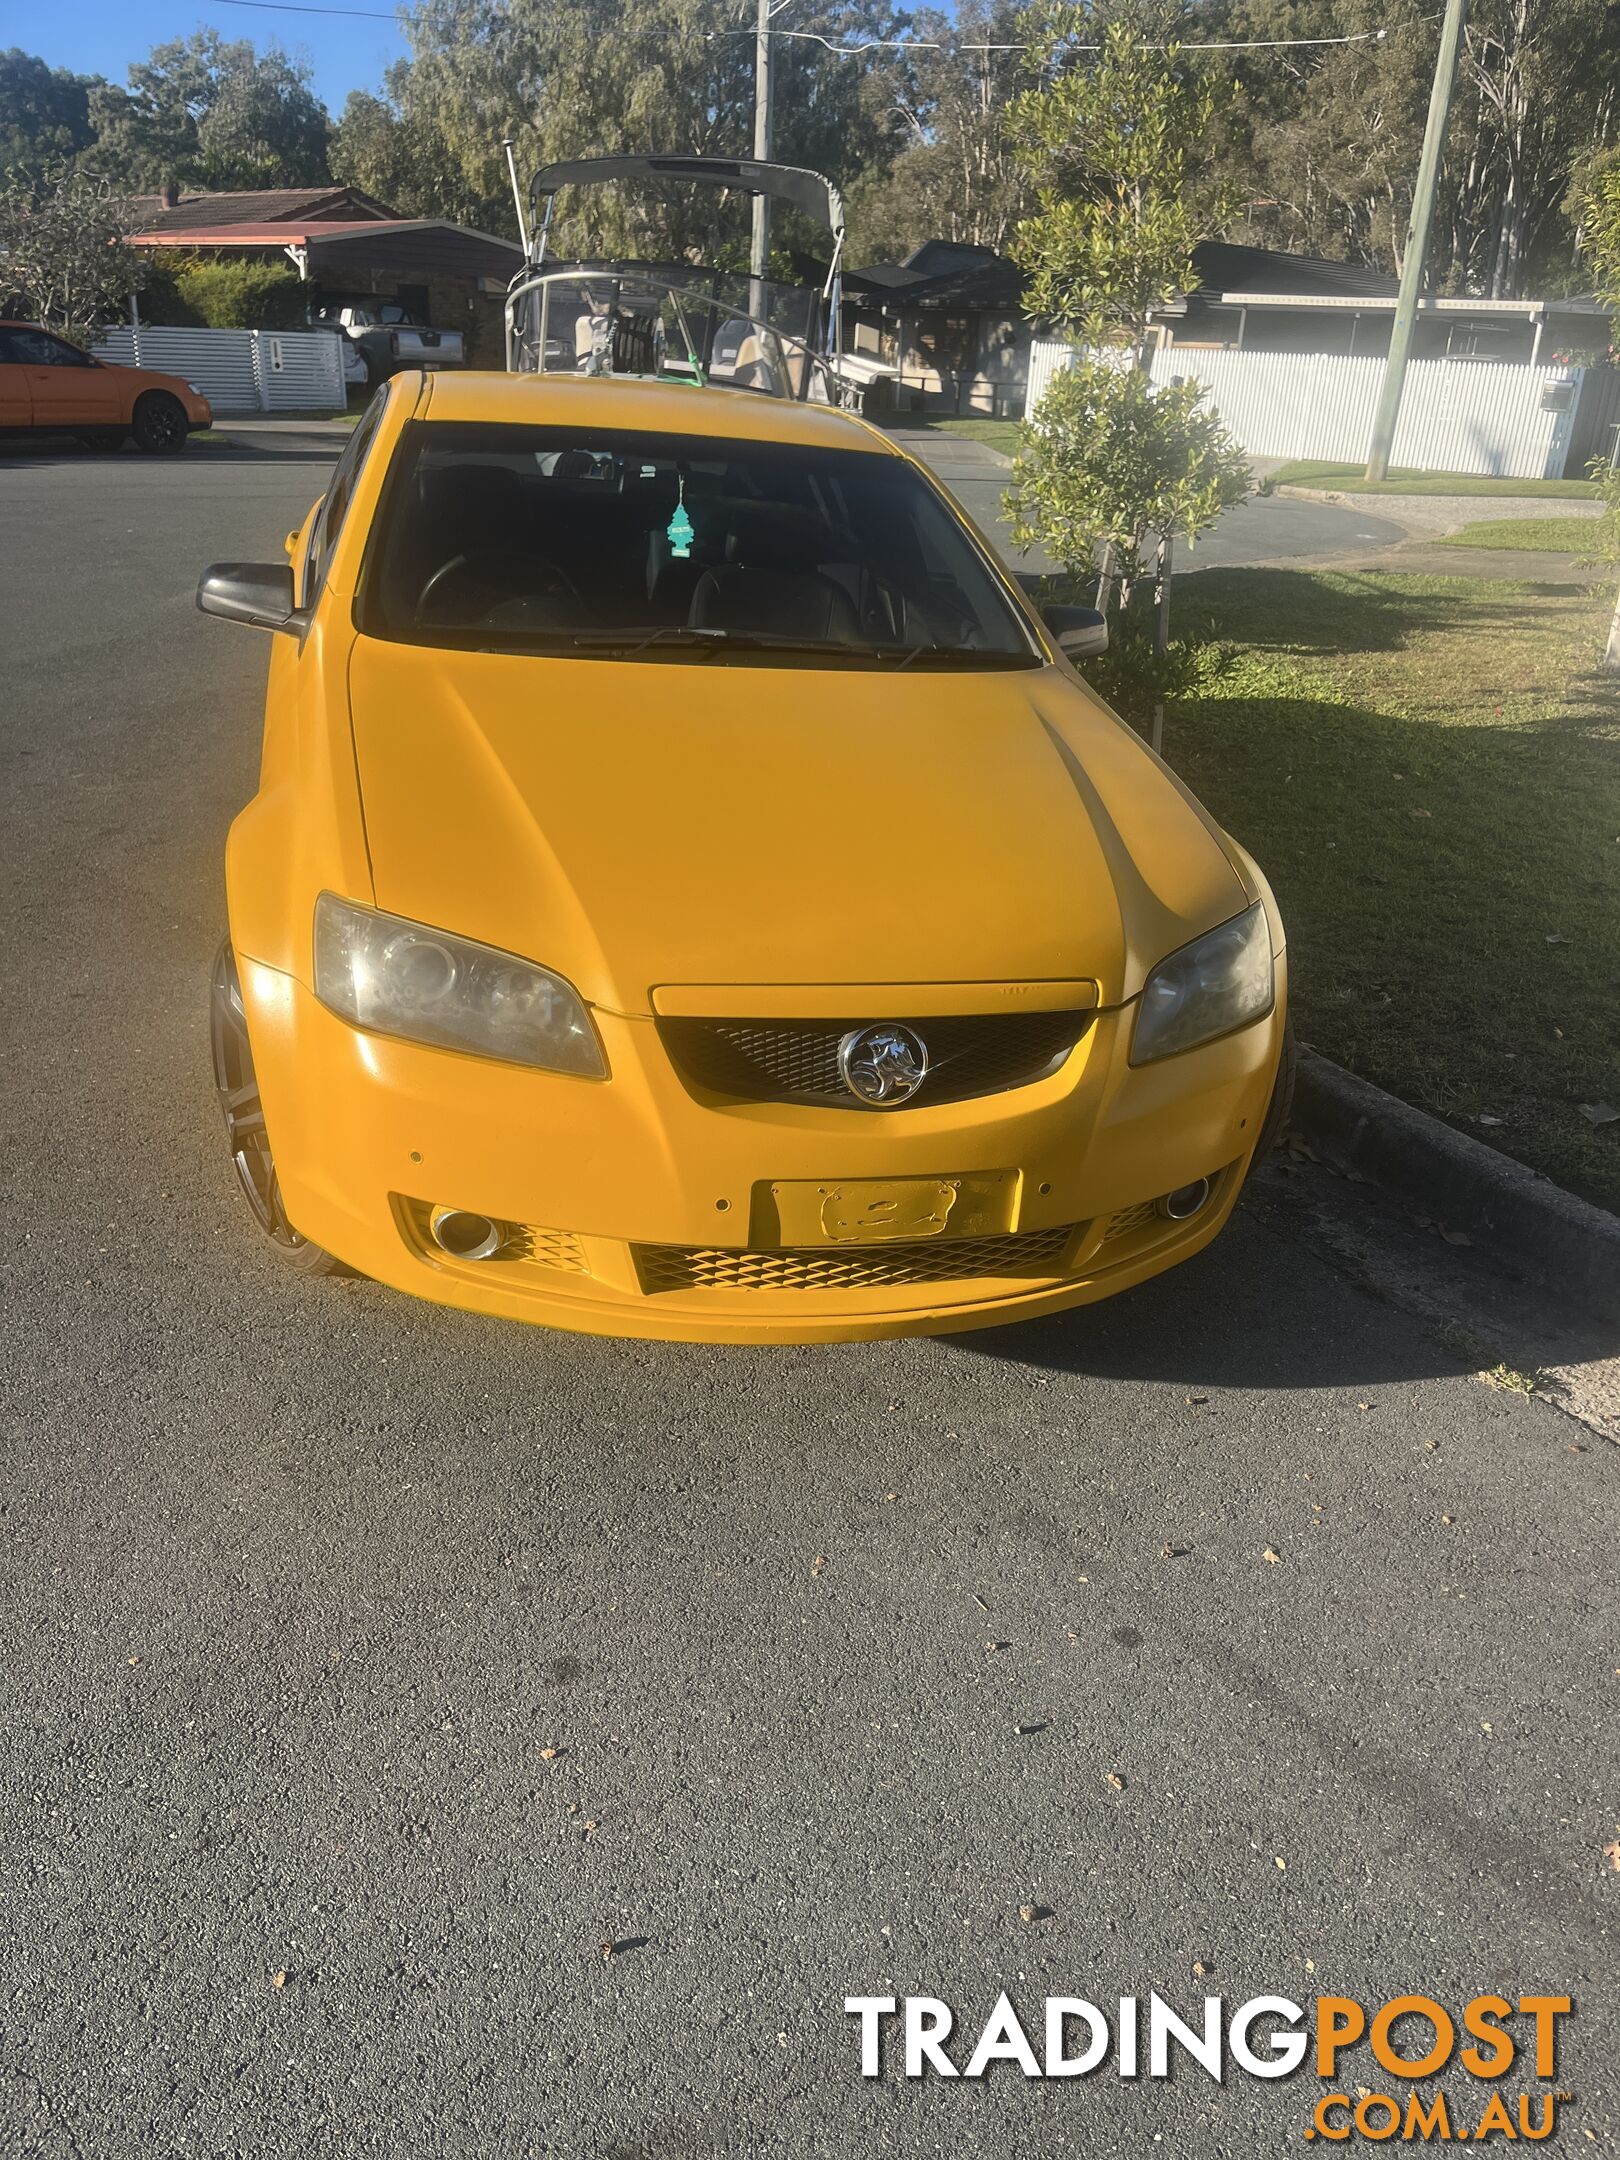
[
  {"x1": 1102, "y1": 1198, "x2": 1158, "y2": 1244},
  {"x1": 636, "y1": 1224, "x2": 1078, "y2": 1295}
]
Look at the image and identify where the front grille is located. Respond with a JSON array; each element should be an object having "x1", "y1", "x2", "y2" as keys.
[
  {"x1": 659, "y1": 1011, "x2": 1090, "y2": 1108},
  {"x1": 635, "y1": 1223, "x2": 1078, "y2": 1295}
]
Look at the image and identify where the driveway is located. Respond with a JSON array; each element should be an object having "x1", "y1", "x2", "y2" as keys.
[
  {"x1": 888, "y1": 427, "x2": 1409, "y2": 576},
  {"x1": 2, "y1": 434, "x2": 1616, "y2": 2158}
]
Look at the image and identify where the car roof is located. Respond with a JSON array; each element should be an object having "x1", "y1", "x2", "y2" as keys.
[{"x1": 416, "y1": 370, "x2": 901, "y2": 454}]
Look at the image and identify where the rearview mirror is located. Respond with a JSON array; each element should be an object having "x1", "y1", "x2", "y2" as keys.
[
  {"x1": 1043, "y1": 604, "x2": 1109, "y2": 660},
  {"x1": 197, "y1": 562, "x2": 304, "y2": 634}
]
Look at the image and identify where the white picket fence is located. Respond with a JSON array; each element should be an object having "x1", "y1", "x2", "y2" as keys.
[
  {"x1": 1025, "y1": 339, "x2": 1583, "y2": 480},
  {"x1": 93, "y1": 325, "x2": 347, "y2": 414}
]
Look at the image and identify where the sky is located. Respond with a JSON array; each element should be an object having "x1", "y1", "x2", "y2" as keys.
[{"x1": 1, "y1": 0, "x2": 411, "y2": 111}]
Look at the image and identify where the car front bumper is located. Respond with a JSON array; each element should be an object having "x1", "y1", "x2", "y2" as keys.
[{"x1": 236, "y1": 957, "x2": 1288, "y2": 1343}]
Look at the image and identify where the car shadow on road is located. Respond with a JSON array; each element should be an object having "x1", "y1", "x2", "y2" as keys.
[{"x1": 955, "y1": 1197, "x2": 1489, "y2": 1391}]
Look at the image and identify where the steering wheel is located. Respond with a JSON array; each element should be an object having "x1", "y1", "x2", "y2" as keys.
[{"x1": 417, "y1": 549, "x2": 580, "y2": 625}]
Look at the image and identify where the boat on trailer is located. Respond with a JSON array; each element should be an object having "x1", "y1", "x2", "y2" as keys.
[{"x1": 501, "y1": 152, "x2": 857, "y2": 405}]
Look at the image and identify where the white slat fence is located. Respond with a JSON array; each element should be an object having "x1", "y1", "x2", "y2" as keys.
[
  {"x1": 1024, "y1": 340, "x2": 1584, "y2": 481},
  {"x1": 93, "y1": 326, "x2": 347, "y2": 415}
]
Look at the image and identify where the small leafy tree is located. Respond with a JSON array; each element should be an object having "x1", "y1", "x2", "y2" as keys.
[
  {"x1": 1009, "y1": 0, "x2": 1236, "y2": 359},
  {"x1": 1003, "y1": 0, "x2": 1249, "y2": 729},
  {"x1": 1009, "y1": 360, "x2": 1250, "y2": 594},
  {"x1": 0, "y1": 158, "x2": 141, "y2": 343},
  {"x1": 1574, "y1": 149, "x2": 1620, "y2": 668}
]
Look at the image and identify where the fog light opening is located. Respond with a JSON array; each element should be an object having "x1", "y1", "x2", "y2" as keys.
[
  {"x1": 429, "y1": 1206, "x2": 505, "y2": 1261},
  {"x1": 1157, "y1": 1177, "x2": 1212, "y2": 1223}
]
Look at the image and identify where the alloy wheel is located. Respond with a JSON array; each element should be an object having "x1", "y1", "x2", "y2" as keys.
[{"x1": 209, "y1": 943, "x2": 307, "y2": 1251}]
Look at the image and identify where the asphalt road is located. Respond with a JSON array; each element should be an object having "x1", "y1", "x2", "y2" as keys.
[
  {"x1": 887, "y1": 427, "x2": 1409, "y2": 575},
  {"x1": 2, "y1": 432, "x2": 1617, "y2": 2159}
]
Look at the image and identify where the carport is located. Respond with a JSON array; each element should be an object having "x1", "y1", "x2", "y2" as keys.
[{"x1": 130, "y1": 197, "x2": 524, "y2": 367}]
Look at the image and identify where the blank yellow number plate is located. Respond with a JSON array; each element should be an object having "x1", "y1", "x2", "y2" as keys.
[{"x1": 758, "y1": 1171, "x2": 1019, "y2": 1248}]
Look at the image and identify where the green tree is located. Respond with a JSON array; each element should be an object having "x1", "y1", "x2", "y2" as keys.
[
  {"x1": 0, "y1": 48, "x2": 103, "y2": 171},
  {"x1": 1009, "y1": 0, "x2": 1238, "y2": 353},
  {"x1": 0, "y1": 158, "x2": 141, "y2": 341},
  {"x1": 88, "y1": 33, "x2": 331, "y2": 193},
  {"x1": 1202, "y1": 0, "x2": 1620, "y2": 298},
  {"x1": 846, "y1": 0, "x2": 1035, "y2": 262},
  {"x1": 335, "y1": 0, "x2": 909, "y2": 257}
]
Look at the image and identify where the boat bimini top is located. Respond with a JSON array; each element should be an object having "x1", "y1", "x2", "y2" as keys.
[{"x1": 501, "y1": 150, "x2": 851, "y2": 404}]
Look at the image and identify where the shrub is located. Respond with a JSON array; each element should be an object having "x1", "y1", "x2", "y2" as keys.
[{"x1": 170, "y1": 256, "x2": 306, "y2": 329}]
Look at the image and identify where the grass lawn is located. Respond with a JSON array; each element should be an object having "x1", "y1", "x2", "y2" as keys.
[
  {"x1": 904, "y1": 416, "x2": 1023, "y2": 457},
  {"x1": 1163, "y1": 570, "x2": 1620, "y2": 1210},
  {"x1": 1269, "y1": 460, "x2": 1599, "y2": 500},
  {"x1": 1435, "y1": 515, "x2": 1605, "y2": 554}
]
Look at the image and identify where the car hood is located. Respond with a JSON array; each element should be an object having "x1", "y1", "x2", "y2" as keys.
[{"x1": 346, "y1": 640, "x2": 1249, "y2": 1015}]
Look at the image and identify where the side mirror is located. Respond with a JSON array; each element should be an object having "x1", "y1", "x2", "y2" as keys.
[
  {"x1": 197, "y1": 562, "x2": 304, "y2": 634},
  {"x1": 1043, "y1": 604, "x2": 1109, "y2": 660}
]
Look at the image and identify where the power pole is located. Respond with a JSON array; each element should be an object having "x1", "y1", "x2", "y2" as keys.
[
  {"x1": 1363, "y1": 0, "x2": 1468, "y2": 482},
  {"x1": 749, "y1": 0, "x2": 775, "y2": 322}
]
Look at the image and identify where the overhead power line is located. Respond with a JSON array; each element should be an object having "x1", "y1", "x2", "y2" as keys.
[
  {"x1": 717, "y1": 19, "x2": 1430, "y2": 53},
  {"x1": 207, "y1": 0, "x2": 402, "y2": 19}
]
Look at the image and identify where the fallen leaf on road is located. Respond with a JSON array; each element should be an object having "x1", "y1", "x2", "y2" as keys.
[
  {"x1": 810, "y1": 1554, "x2": 827, "y2": 1577},
  {"x1": 1478, "y1": 1115, "x2": 1504, "y2": 1127},
  {"x1": 1275, "y1": 1856, "x2": 1287, "y2": 1871},
  {"x1": 1160, "y1": 1542, "x2": 1191, "y2": 1559},
  {"x1": 1440, "y1": 1226, "x2": 1472, "y2": 1247},
  {"x1": 882, "y1": 1491, "x2": 899, "y2": 1503},
  {"x1": 1015, "y1": 1720, "x2": 1049, "y2": 1736},
  {"x1": 271, "y1": 1971, "x2": 286, "y2": 1990},
  {"x1": 540, "y1": 1746, "x2": 562, "y2": 1761},
  {"x1": 1263, "y1": 1547, "x2": 1283, "y2": 1564},
  {"x1": 1544, "y1": 932, "x2": 1570, "y2": 946},
  {"x1": 1411, "y1": 808, "x2": 1431, "y2": 819},
  {"x1": 1603, "y1": 1841, "x2": 1620, "y2": 1874},
  {"x1": 1106, "y1": 1772, "x2": 1126, "y2": 1791},
  {"x1": 1578, "y1": 1103, "x2": 1620, "y2": 1128},
  {"x1": 1191, "y1": 1960, "x2": 1208, "y2": 1977},
  {"x1": 1185, "y1": 1394, "x2": 1209, "y2": 1406},
  {"x1": 1480, "y1": 1721, "x2": 1492, "y2": 1734}
]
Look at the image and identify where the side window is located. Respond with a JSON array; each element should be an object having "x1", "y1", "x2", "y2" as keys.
[
  {"x1": 0, "y1": 329, "x2": 22, "y2": 363},
  {"x1": 302, "y1": 388, "x2": 388, "y2": 606},
  {"x1": 12, "y1": 328, "x2": 92, "y2": 366}
]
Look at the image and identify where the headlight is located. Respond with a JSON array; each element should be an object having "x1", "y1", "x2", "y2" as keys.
[
  {"x1": 313, "y1": 895, "x2": 606, "y2": 1077},
  {"x1": 1130, "y1": 902, "x2": 1274, "y2": 1065}
]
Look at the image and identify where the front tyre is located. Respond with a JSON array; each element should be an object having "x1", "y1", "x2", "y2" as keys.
[
  {"x1": 131, "y1": 391, "x2": 189, "y2": 453},
  {"x1": 210, "y1": 942, "x2": 345, "y2": 1276}
]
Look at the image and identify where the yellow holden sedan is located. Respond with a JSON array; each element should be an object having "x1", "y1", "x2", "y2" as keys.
[{"x1": 200, "y1": 370, "x2": 1290, "y2": 1343}]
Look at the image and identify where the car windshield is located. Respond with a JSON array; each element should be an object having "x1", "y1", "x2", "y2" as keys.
[{"x1": 361, "y1": 421, "x2": 1040, "y2": 669}]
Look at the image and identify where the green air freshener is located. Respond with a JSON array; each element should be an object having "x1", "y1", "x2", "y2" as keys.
[{"x1": 667, "y1": 476, "x2": 693, "y2": 559}]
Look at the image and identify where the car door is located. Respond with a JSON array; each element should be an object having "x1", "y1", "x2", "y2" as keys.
[
  {"x1": 0, "y1": 328, "x2": 33, "y2": 427},
  {"x1": 11, "y1": 327, "x2": 122, "y2": 428}
]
